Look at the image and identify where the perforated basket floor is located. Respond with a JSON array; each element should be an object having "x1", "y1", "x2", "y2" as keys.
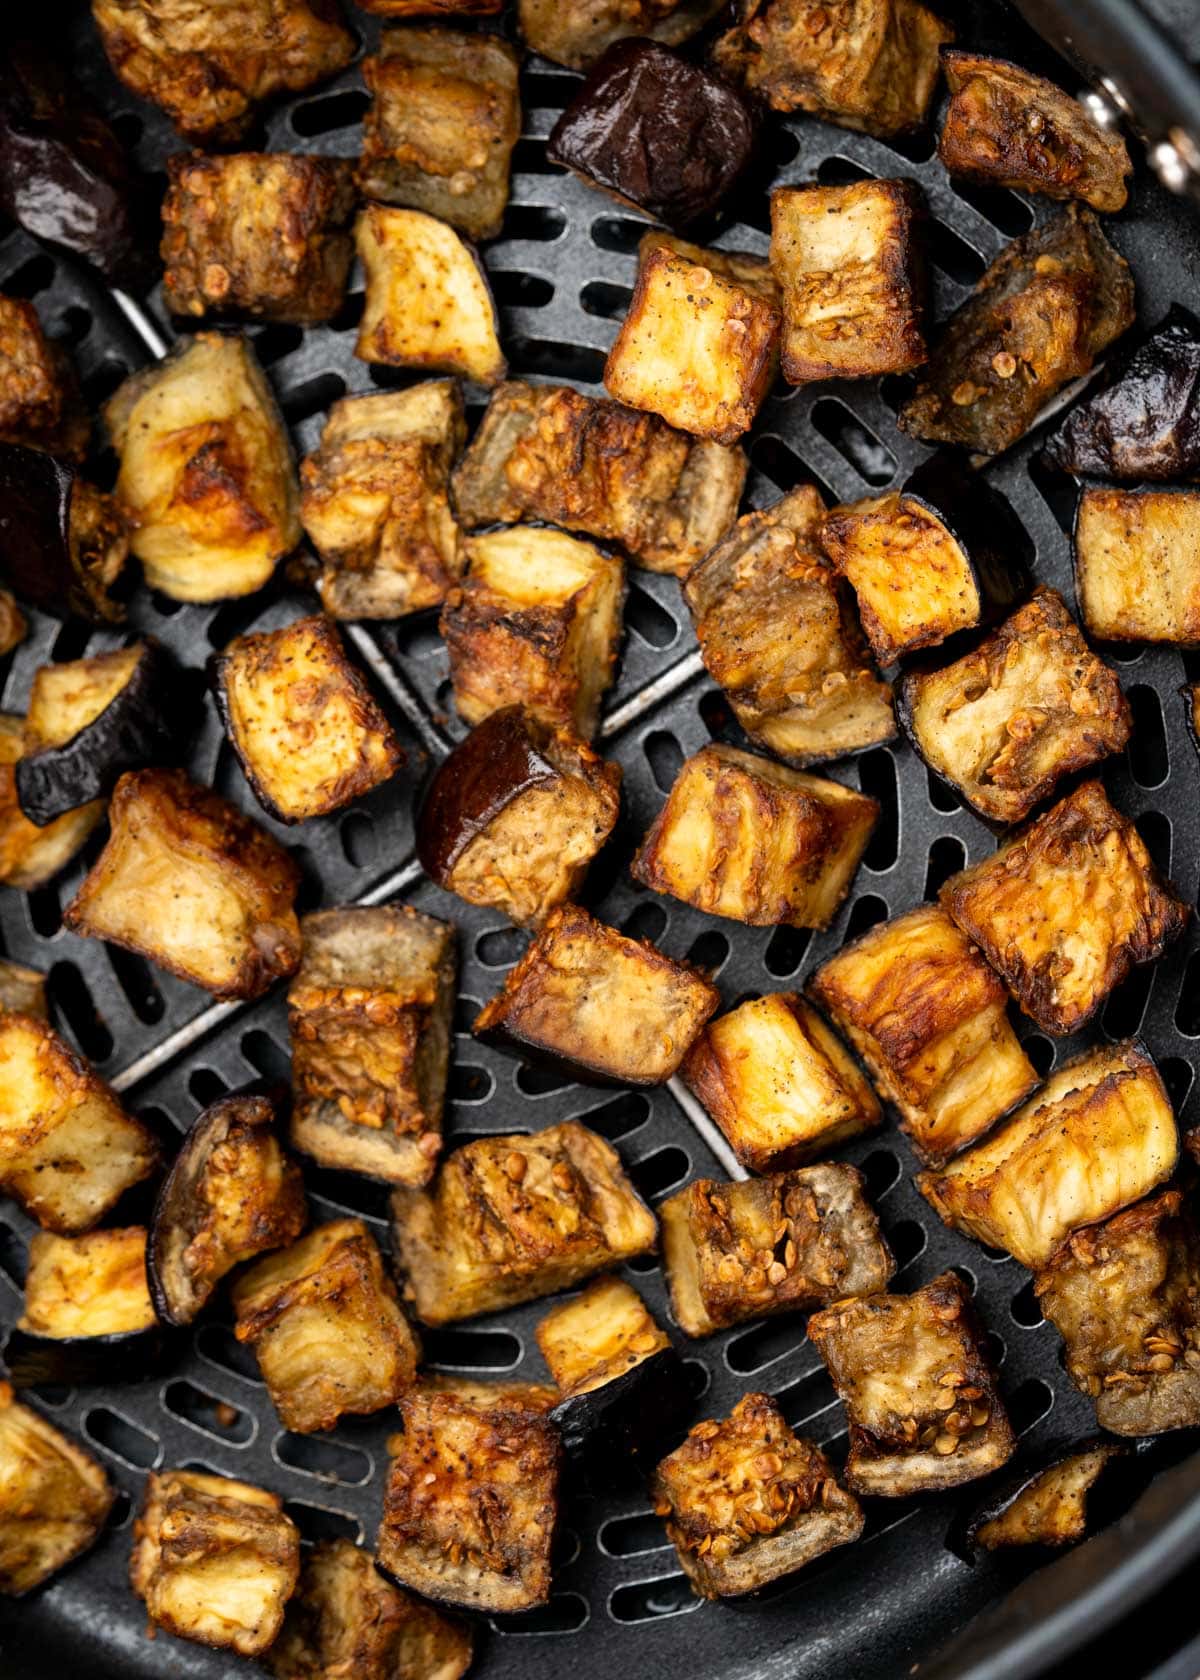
[{"x1": 3, "y1": 4, "x2": 1200, "y2": 1677}]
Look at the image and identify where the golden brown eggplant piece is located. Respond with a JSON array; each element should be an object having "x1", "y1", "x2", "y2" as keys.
[
  {"x1": 418, "y1": 1373, "x2": 560, "y2": 1413},
  {"x1": 0, "y1": 589, "x2": 24, "y2": 656},
  {"x1": 0, "y1": 960, "x2": 45, "y2": 1019},
  {"x1": 639, "y1": 230, "x2": 780, "y2": 308},
  {"x1": 390, "y1": 1120, "x2": 658, "y2": 1324},
  {"x1": 632, "y1": 743, "x2": 878, "y2": 930},
  {"x1": 358, "y1": 0, "x2": 501, "y2": 11},
  {"x1": 0, "y1": 295, "x2": 88, "y2": 461},
  {"x1": 6, "y1": 1226, "x2": 162, "y2": 1387},
  {"x1": 1075, "y1": 486, "x2": 1200, "y2": 645},
  {"x1": 65, "y1": 768, "x2": 303, "y2": 1001},
  {"x1": 939, "y1": 781, "x2": 1188, "y2": 1035},
  {"x1": 809, "y1": 1272, "x2": 1015, "y2": 1496},
  {"x1": 0, "y1": 1383, "x2": 114, "y2": 1596},
  {"x1": 519, "y1": 0, "x2": 724, "y2": 70},
  {"x1": 810, "y1": 903, "x2": 1038, "y2": 1167},
  {"x1": 918, "y1": 1040, "x2": 1178, "y2": 1269},
  {"x1": 0, "y1": 714, "x2": 104, "y2": 890},
  {"x1": 952, "y1": 1441, "x2": 1125, "y2": 1558}
]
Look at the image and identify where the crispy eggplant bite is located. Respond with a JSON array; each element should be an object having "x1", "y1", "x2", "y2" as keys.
[
  {"x1": 105, "y1": 333, "x2": 300, "y2": 604},
  {"x1": 355, "y1": 205, "x2": 506, "y2": 388},
  {"x1": 639, "y1": 230, "x2": 779, "y2": 306},
  {"x1": 211, "y1": 615, "x2": 404, "y2": 824},
  {"x1": 0, "y1": 715, "x2": 104, "y2": 889},
  {"x1": 939, "y1": 52, "x2": 1131, "y2": 211},
  {"x1": 378, "y1": 1384, "x2": 559, "y2": 1613},
  {"x1": 64, "y1": 768, "x2": 303, "y2": 1001},
  {"x1": 91, "y1": 0, "x2": 355, "y2": 147},
  {"x1": 604, "y1": 247, "x2": 780, "y2": 446},
  {"x1": 417, "y1": 706, "x2": 622, "y2": 927},
  {"x1": 770, "y1": 180, "x2": 926, "y2": 385},
  {"x1": 899, "y1": 207, "x2": 1135, "y2": 456},
  {"x1": 162, "y1": 152, "x2": 357, "y2": 326},
  {"x1": 420, "y1": 1373, "x2": 559, "y2": 1413},
  {"x1": 5, "y1": 1227, "x2": 163, "y2": 1388},
  {"x1": 0, "y1": 1383, "x2": 114, "y2": 1595},
  {"x1": 390, "y1": 1120, "x2": 657, "y2": 1324},
  {"x1": 358, "y1": 29, "x2": 520, "y2": 242},
  {"x1": 950, "y1": 1439, "x2": 1125, "y2": 1561},
  {"x1": 451, "y1": 380, "x2": 747, "y2": 576},
  {"x1": 0, "y1": 296, "x2": 88, "y2": 461},
  {"x1": 681, "y1": 993, "x2": 881, "y2": 1173},
  {"x1": 472, "y1": 903, "x2": 718, "y2": 1086},
  {"x1": 712, "y1": 0, "x2": 953, "y2": 134},
  {"x1": 0, "y1": 589, "x2": 24, "y2": 656},
  {"x1": 359, "y1": 0, "x2": 501, "y2": 11},
  {"x1": 651, "y1": 1393, "x2": 864, "y2": 1599},
  {"x1": 897, "y1": 588, "x2": 1131, "y2": 825},
  {"x1": 546, "y1": 40, "x2": 757, "y2": 229},
  {"x1": 819, "y1": 456, "x2": 1030, "y2": 668},
  {"x1": 0, "y1": 446, "x2": 127, "y2": 624},
  {"x1": 1045, "y1": 306, "x2": 1200, "y2": 482},
  {"x1": 300, "y1": 382, "x2": 464, "y2": 621},
  {"x1": 16, "y1": 640, "x2": 182, "y2": 827},
  {"x1": 632, "y1": 744, "x2": 878, "y2": 930},
  {"x1": 1036, "y1": 1191, "x2": 1200, "y2": 1436},
  {"x1": 918, "y1": 1040, "x2": 1178, "y2": 1270},
  {"x1": 130, "y1": 1469, "x2": 301, "y2": 1655},
  {"x1": 233, "y1": 1219, "x2": 420, "y2": 1433},
  {"x1": 147, "y1": 1091, "x2": 308, "y2": 1327},
  {"x1": 809, "y1": 1273, "x2": 1015, "y2": 1496},
  {"x1": 0, "y1": 1012, "x2": 159, "y2": 1234},
  {"x1": 683, "y1": 488, "x2": 894, "y2": 766},
  {"x1": 287, "y1": 905, "x2": 456, "y2": 1187},
  {"x1": 267, "y1": 1537, "x2": 474, "y2": 1680},
  {"x1": 440, "y1": 526, "x2": 624, "y2": 740},
  {"x1": 810, "y1": 904, "x2": 1038, "y2": 1168},
  {"x1": 0, "y1": 961, "x2": 45, "y2": 1020},
  {"x1": 1075, "y1": 487, "x2": 1200, "y2": 645},
  {"x1": 661, "y1": 1165, "x2": 893, "y2": 1338},
  {"x1": 520, "y1": 0, "x2": 724, "y2": 70},
  {"x1": 939, "y1": 781, "x2": 1188, "y2": 1036}
]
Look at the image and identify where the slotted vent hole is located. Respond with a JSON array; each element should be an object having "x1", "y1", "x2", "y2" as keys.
[
  {"x1": 477, "y1": 926, "x2": 527, "y2": 968},
  {"x1": 241, "y1": 1028, "x2": 291, "y2": 1086},
  {"x1": 49, "y1": 960, "x2": 113, "y2": 1063},
  {"x1": 609, "y1": 1577, "x2": 699, "y2": 1623},
  {"x1": 188, "y1": 1066, "x2": 229, "y2": 1107},
  {"x1": 924, "y1": 835, "x2": 966, "y2": 901},
  {"x1": 626, "y1": 584, "x2": 678, "y2": 649},
  {"x1": 275, "y1": 1432, "x2": 372, "y2": 1485},
  {"x1": 1127, "y1": 686, "x2": 1169, "y2": 788},
  {"x1": 577, "y1": 1091, "x2": 650, "y2": 1141},
  {"x1": 340, "y1": 810, "x2": 378, "y2": 868},
  {"x1": 621, "y1": 901, "x2": 668, "y2": 944},
  {"x1": 686, "y1": 929, "x2": 729, "y2": 974},
  {"x1": 422, "y1": 1327, "x2": 522, "y2": 1371},
  {"x1": 629, "y1": 1146, "x2": 690, "y2": 1203},
  {"x1": 764, "y1": 924, "x2": 811, "y2": 977},
  {"x1": 725, "y1": 1317, "x2": 807, "y2": 1376},
  {"x1": 285, "y1": 1501, "x2": 362, "y2": 1545},
  {"x1": 516, "y1": 1061, "x2": 571, "y2": 1095},
  {"x1": 84, "y1": 1408, "x2": 161, "y2": 1470},
  {"x1": 163, "y1": 1380, "x2": 253, "y2": 1445},
  {"x1": 599, "y1": 1511, "x2": 671, "y2": 1558},
  {"x1": 580, "y1": 279, "x2": 633, "y2": 320},
  {"x1": 810, "y1": 399, "x2": 898, "y2": 486},
  {"x1": 498, "y1": 1593, "x2": 589, "y2": 1635},
  {"x1": 750, "y1": 434, "x2": 838, "y2": 503},
  {"x1": 859, "y1": 750, "x2": 899, "y2": 870},
  {"x1": 450, "y1": 1063, "x2": 494, "y2": 1103},
  {"x1": 290, "y1": 89, "x2": 370, "y2": 136}
]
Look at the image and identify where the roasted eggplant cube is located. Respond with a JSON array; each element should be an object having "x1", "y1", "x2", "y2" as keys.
[
  {"x1": 130, "y1": 1469, "x2": 300, "y2": 1655},
  {"x1": 16, "y1": 640, "x2": 181, "y2": 827},
  {"x1": 661, "y1": 1165, "x2": 893, "y2": 1338},
  {"x1": 0, "y1": 446, "x2": 127, "y2": 624},
  {"x1": 441, "y1": 526, "x2": 624, "y2": 740},
  {"x1": 162, "y1": 152, "x2": 356, "y2": 326},
  {"x1": 267, "y1": 1537, "x2": 474, "y2": 1680},
  {"x1": 1045, "y1": 305, "x2": 1200, "y2": 482},
  {"x1": 682, "y1": 993, "x2": 881, "y2": 1173},
  {"x1": 64, "y1": 768, "x2": 303, "y2": 1001},
  {"x1": 148, "y1": 1091, "x2": 308, "y2": 1327},
  {"x1": 940, "y1": 780, "x2": 1188, "y2": 1035},
  {"x1": 451, "y1": 379, "x2": 747, "y2": 577},
  {"x1": 712, "y1": 0, "x2": 953, "y2": 135},
  {"x1": 684, "y1": 486, "x2": 894, "y2": 766},
  {"x1": 651, "y1": 1392, "x2": 864, "y2": 1598},
  {"x1": 472, "y1": 902, "x2": 718, "y2": 1087},
  {"x1": 0, "y1": 295, "x2": 88, "y2": 461},
  {"x1": 1075, "y1": 487, "x2": 1200, "y2": 645},
  {"x1": 0, "y1": 714, "x2": 104, "y2": 889},
  {"x1": 6, "y1": 1226, "x2": 161, "y2": 1388},
  {"x1": 770, "y1": 180, "x2": 925, "y2": 384},
  {"x1": 0, "y1": 960, "x2": 45, "y2": 1019},
  {"x1": 632, "y1": 743, "x2": 878, "y2": 929},
  {"x1": 918, "y1": 1040, "x2": 1178, "y2": 1269},
  {"x1": 419, "y1": 1373, "x2": 559, "y2": 1413},
  {"x1": 639, "y1": 229, "x2": 780, "y2": 306},
  {"x1": 898, "y1": 587, "x2": 1131, "y2": 824},
  {"x1": 233, "y1": 1219, "x2": 420, "y2": 1434},
  {"x1": 953, "y1": 1440, "x2": 1124, "y2": 1559},
  {"x1": 390, "y1": 1120, "x2": 658, "y2": 1323},
  {"x1": 355, "y1": 205, "x2": 505, "y2": 388},
  {"x1": 358, "y1": 0, "x2": 501, "y2": 12},
  {"x1": 604, "y1": 247, "x2": 780, "y2": 445},
  {"x1": 417, "y1": 706, "x2": 622, "y2": 926},
  {"x1": 359, "y1": 29, "x2": 520, "y2": 242},
  {"x1": 820, "y1": 457, "x2": 1030, "y2": 667},
  {"x1": 520, "y1": 0, "x2": 724, "y2": 70},
  {"x1": 546, "y1": 40, "x2": 757, "y2": 229},
  {"x1": 300, "y1": 381, "x2": 465, "y2": 621},
  {"x1": 1036, "y1": 1190, "x2": 1200, "y2": 1436},
  {"x1": 92, "y1": 0, "x2": 355, "y2": 146},
  {"x1": 378, "y1": 1386, "x2": 559, "y2": 1612},
  {"x1": 899, "y1": 206, "x2": 1135, "y2": 455},
  {"x1": 0, "y1": 1012, "x2": 159, "y2": 1234},
  {"x1": 287, "y1": 905, "x2": 456, "y2": 1187},
  {"x1": 0, "y1": 1383, "x2": 113, "y2": 1595},
  {"x1": 105, "y1": 333, "x2": 300, "y2": 603},
  {"x1": 939, "y1": 52, "x2": 1130, "y2": 211},
  {"x1": 811, "y1": 904, "x2": 1037, "y2": 1168},
  {"x1": 808, "y1": 1272, "x2": 1015, "y2": 1496}
]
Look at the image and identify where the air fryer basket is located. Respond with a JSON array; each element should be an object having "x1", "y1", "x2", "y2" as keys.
[{"x1": 3, "y1": 4, "x2": 1200, "y2": 1677}]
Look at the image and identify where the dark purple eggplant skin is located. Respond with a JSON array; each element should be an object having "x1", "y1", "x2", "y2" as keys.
[
  {"x1": 16, "y1": 640, "x2": 195, "y2": 827},
  {"x1": 551, "y1": 1347, "x2": 693, "y2": 1484},
  {"x1": 417, "y1": 706, "x2": 561, "y2": 883},
  {"x1": 2, "y1": 1324, "x2": 167, "y2": 1388},
  {"x1": 547, "y1": 39, "x2": 758, "y2": 228},
  {"x1": 0, "y1": 444, "x2": 121, "y2": 623},
  {"x1": 946, "y1": 1435, "x2": 1126, "y2": 1565},
  {"x1": 1044, "y1": 305, "x2": 1200, "y2": 483},
  {"x1": 902, "y1": 452, "x2": 1031, "y2": 634}
]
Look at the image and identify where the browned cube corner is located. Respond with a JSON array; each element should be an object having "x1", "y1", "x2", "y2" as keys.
[{"x1": 0, "y1": 297, "x2": 88, "y2": 460}]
